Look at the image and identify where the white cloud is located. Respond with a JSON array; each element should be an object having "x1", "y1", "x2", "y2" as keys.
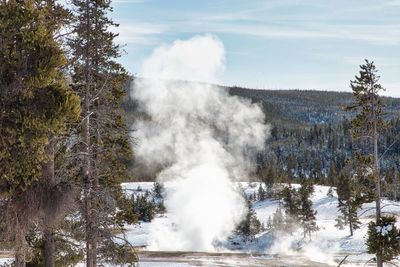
[
  {"x1": 110, "y1": 0, "x2": 399, "y2": 94},
  {"x1": 113, "y1": 0, "x2": 147, "y2": 4},
  {"x1": 342, "y1": 56, "x2": 400, "y2": 68},
  {"x1": 112, "y1": 23, "x2": 166, "y2": 45},
  {"x1": 384, "y1": 84, "x2": 400, "y2": 97},
  {"x1": 156, "y1": 0, "x2": 400, "y2": 45},
  {"x1": 170, "y1": 20, "x2": 400, "y2": 45}
]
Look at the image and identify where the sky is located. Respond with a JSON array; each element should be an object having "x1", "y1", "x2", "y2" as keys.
[{"x1": 107, "y1": 0, "x2": 400, "y2": 97}]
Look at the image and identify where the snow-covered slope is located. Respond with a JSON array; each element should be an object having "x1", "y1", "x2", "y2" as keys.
[{"x1": 121, "y1": 182, "x2": 400, "y2": 266}]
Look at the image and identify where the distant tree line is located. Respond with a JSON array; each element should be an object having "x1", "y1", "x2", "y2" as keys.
[{"x1": 256, "y1": 117, "x2": 400, "y2": 199}]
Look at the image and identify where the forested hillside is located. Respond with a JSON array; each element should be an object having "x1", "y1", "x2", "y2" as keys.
[
  {"x1": 228, "y1": 87, "x2": 400, "y2": 193},
  {"x1": 124, "y1": 81, "x2": 400, "y2": 199},
  {"x1": 229, "y1": 87, "x2": 400, "y2": 125}
]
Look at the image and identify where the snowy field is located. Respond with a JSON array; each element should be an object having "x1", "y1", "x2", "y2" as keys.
[
  {"x1": 2, "y1": 182, "x2": 399, "y2": 266},
  {"x1": 0, "y1": 258, "x2": 12, "y2": 266},
  {"x1": 121, "y1": 182, "x2": 400, "y2": 267}
]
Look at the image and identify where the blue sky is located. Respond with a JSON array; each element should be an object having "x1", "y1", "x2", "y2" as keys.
[{"x1": 108, "y1": 0, "x2": 400, "y2": 96}]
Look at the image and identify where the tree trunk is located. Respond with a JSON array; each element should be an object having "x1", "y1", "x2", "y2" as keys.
[
  {"x1": 372, "y1": 101, "x2": 383, "y2": 267},
  {"x1": 394, "y1": 169, "x2": 398, "y2": 201},
  {"x1": 349, "y1": 209, "x2": 353, "y2": 237},
  {"x1": 349, "y1": 222, "x2": 353, "y2": 236},
  {"x1": 84, "y1": 1, "x2": 94, "y2": 265},
  {"x1": 90, "y1": 137, "x2": 100, "y2": 267},
  {"x1": 84, "y1": 102, "x2": 93, "y2": 267},
  {"x1": 91, "y1": 169, "x2": 99, "y2": 267},
  {"x1": 15, "y1": 232, "x2": 26, "y2": 267},
  {"x1": 43, "y1": 139, "x2": 56, "y2": 267},
  {"x1": 89, "y1": 4, "x2": 101, "y2": 265},
  {"x1": 84, "y1": 77, "x2": 94, "y2": 267},
  {"x1": 15, "y1": 252, "x2": 25, "y2": 267},
  {"x1": 374, "y1": 122, "x2": 381, "y2": 220},
  {"x1": 44, "y1": 229, "x2": 55, "y2": 267}
]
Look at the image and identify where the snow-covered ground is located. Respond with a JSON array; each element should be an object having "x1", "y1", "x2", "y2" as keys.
[
  {"x1": 0, "y1": 258, "x2": 13, "y2": 266},
  {"x1": 121, "y1": 182, "x2": 400, "y2": 266},
  {"x1": 3, "y1": 183, "x2": 397, "y2": 266}
]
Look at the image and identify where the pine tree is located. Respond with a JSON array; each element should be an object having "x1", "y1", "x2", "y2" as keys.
[
  {"x1": 132, "y1": 191, "x2": 158, "y2": 222},
  {"x1": 68, "y1": 0, "x2": 133, "y2": 265},
  {"x1": 328, "y1": 162, "x2": 338, "y2": 186},
  {"x1": 335, "y1": 163, "x2": 364, "y2": 236},
  {"x1": 281, "y1": 185, "x2": 300, "y2": 233},
  {"x1": 260, "y1": 161, "x2": 276, "y2": 194},
  {"x1": 286, "y1": 154, "x2": 297, "y2": 179},
  {"x1": 385, "y1": 167, "x2": 399, "y2": 201},
  {"x1": 0, "y1": 0, "x2": 79, "y2": 196},
  {"x1": 345, "y1": 59, "x2": 386, "y2": 267},
  {"x1": 366, "y1": 216, "x2": 400, "y2": 262},
  {"x1": 0, "y1": 2, "x2": 80, "y2": 266},
  {"x1": 153, "y1": 182, "x2": 164, "y2": 199},
  {"x1": 257, "y1": 184, "x2": 266, "y2": 201},
  {"x1": 269, "y1": 207, "x2": 286, "y2": 234},
  {"x1": 298, "y1": 179, "x2": 318, "y2": 239},
  {"x1": 236, "y1": 199, "x2": 262, "y2": 242}
]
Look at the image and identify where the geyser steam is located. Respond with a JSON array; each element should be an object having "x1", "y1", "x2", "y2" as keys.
[{"x1": 131, "y1": 35, "x2": 269, "y2": 251}]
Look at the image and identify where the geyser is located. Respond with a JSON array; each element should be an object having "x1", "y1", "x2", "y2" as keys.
[{"x1": 131, "y1": 34, "x2": 269, "y2": 251}]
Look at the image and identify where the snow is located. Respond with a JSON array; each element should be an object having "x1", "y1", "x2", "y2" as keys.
[
  {"x1": 2, "y1": 182, "x2": 399, "y2": 266},
  {"x1": 138, "y1": 263, "x2": 192, "y2": 267},
  {"x1": 0, "y1": 258, "x2": 13, "y2": 266},
  {"x1": 376, "y1": 224, "x2": 393, "y2": 235},
  {"x1": 122, "y1": 182, "x2": 400, "y2": 266},
  {"x1": 121, "y1": 182, "x2": 155, "y2": 196}
]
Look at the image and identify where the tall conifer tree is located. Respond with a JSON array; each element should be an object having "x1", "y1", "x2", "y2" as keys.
[
  {"x1": 334, "y1": 159, "x2": 371, "y2": 237},
  {"x1": 69, "y1": 0, "x2": 134, "y2": 265},
  {"x1": 281, "y1": 185, "x2": 300, "y2": 233},
  {"x1": 345, "y1": 59, "x2": 386, "y2": 267},
  {"x1": 299, "y1": 179, "x2": 318, "y2": 239},
  {"x1": 0, "y1": 1, "x2": 80, "y2": 266}
]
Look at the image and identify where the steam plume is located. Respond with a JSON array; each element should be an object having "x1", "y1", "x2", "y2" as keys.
[{"x1": 131, "y1": 35, "x2": 269, "y2": 251}]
